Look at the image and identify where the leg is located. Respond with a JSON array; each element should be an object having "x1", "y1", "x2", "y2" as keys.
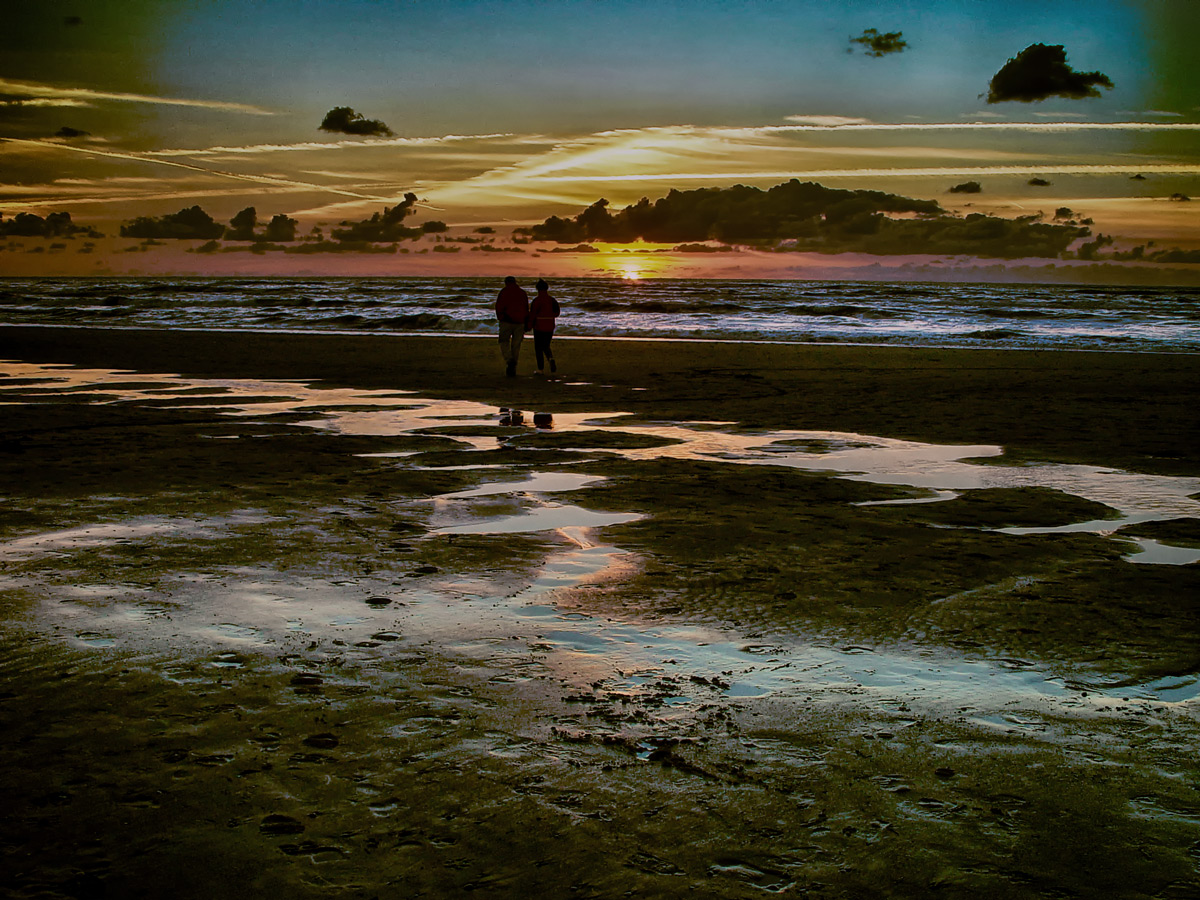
[
  {"x1": 534, "y1": 331, "x2": 549, "y2": 371},
  {"x1": 510, "y1": 327, "x2": 524, "y2": 367},
  {"x1": 498, "y1": 322, "x2": 521, "y2": 376}
]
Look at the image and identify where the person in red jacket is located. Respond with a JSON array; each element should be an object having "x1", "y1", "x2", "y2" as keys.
[
  {"x1": 494, "y1": 275, "x2": 529, "y2": 377},
  {"x1": 528, "y1": 279, "x2": 561, "y2": 375}
]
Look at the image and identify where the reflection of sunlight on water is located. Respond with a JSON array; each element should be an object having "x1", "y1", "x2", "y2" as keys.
[{"x1": 5, "y1": 361, "x2": 1200, "y2": 724}]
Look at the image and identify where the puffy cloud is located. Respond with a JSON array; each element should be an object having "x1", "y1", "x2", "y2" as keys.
[
  {"x1": 120, "y1": 205, "x2": 225, "y2": 240},
  {"x1": 1027, "y1": 177, "x2": 1051, "y2": 186},
  {"x1": 215, "y1": 208, "x2": 299, "y2": 242},
  {"x1": 986, "y1": 44, "x2": 1114, "y2": 103},
  {"x1": 263, "y1": 214, "x2": 298, "y2": 242},
  {"x1": 523, "y1": 179, "x2": 1090, "y2": 260},
  {"x1": 225, "y1": 207, "x2": 257, "y2": 241},
  {"x1": 0, "y1": 211, "x2": 101, "y2": 238},
  {"x1": 949, "y1": 181, "x2": 982, "y2": 194},
  {"x1": 330, "y1": 194, "x2": 421, "y2": 241},
  {"x1": 849, "y1": 28, "x2": 908, "y2": 57},
  {"x1": 319, "y1": 106, "x2": 394, "y2": 137}
]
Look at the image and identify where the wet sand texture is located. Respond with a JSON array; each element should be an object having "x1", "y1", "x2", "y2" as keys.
[
  {"x1": 4, "y1": 324, "x2": 1198, "y2": 474},
  {"x1": 1, "y1": 325, "x2": 1200, "y2": 899}
]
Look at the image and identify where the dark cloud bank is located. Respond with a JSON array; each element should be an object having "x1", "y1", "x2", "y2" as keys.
[
  {"x1": 319, "y1": 106, "x2": 394, "y2": 137},
  {"x1": 1, "y1": 212, "x2": 100, "y2": 239},
  {"x1": 520, "y1": 180, "x2": 1092, "y2": 259},
  {"x1": 7, "y1": 180, "x2": 1197, "y2": 267},
  {"x1": 986, "y1": 44, "x2": 1114, "y2": 103},
  {"x1": 121, "y1": 206, "x2": 298, "y2": 242},
  {"x1": 115, "y1": 196, "x2": 444, "y2": 254}
]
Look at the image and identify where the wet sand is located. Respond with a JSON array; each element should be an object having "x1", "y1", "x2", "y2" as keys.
[{"x1": 2, "y1": 325, "x2": 1200, "y2": 898}]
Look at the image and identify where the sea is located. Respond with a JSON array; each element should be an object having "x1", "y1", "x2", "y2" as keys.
[{"x1": 1, "y1": 276, "x2": 1198, "y2": 353}]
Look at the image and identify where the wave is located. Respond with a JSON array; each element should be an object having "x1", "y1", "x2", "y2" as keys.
[
  {"x1": 575, "y1": 299, "x2": 746, "y2": 314},
  {"x1": 786, "y1": 304, "x2": 887, "y2": 318},
  {"x1": 360, "y1": 313, "x2": 459, "y2": 330},
  {"x1": 966, "y1": 328, "x2": 1024, "y2": 340},
  {"x1": 977, "y1": 307, "x2": 1051, "y2": 319}
]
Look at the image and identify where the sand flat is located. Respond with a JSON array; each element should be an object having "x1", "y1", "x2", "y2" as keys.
[{"x1": 1, "y1": 325, "x2": 1199, "y2": 898}]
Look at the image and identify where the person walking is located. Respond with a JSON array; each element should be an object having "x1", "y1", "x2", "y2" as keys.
[
  {"x1": 495, "y1": 275, "x2": 529, "y2": 377},
  {"x1": 528, "y1": 279, "x2": 560, "y2": 375}
]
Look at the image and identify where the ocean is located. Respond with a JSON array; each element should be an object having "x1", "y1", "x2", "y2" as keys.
[{"x1": 1, "y1": 276, "x2": 1198, "y2": 353}]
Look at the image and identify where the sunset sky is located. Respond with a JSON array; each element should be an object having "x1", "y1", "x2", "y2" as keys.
[{"x1": 2, "y1": 0, "x2": 1198, "y2": 281}]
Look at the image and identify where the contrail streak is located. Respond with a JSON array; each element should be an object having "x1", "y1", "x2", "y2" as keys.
[
  {"x1": 2, "y1": 138, "x2": 397, "y2": 202},
  {"x1": 0, "y1": 78, "x2": 275, "y2": 115}
]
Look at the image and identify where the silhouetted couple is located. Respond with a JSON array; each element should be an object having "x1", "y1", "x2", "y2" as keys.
[{"x1": 495, "y1": 275, "x2": 559, "y2": 377}]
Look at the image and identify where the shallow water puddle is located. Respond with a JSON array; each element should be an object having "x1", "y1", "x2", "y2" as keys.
[
  {"x1": 3, "y1": 360, "x2": 1199, "y2": 723},
  {"x1": 5, "y1": 360, "x2": 1197, "y2": 549}
]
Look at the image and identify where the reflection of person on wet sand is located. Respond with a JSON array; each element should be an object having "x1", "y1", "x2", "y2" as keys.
[
  {"x1": 495, "y1": 275, "x2": 529, "y2": 377},
  {"x1": 528, "y1": 279, "x2": 560, "y2": 375}
]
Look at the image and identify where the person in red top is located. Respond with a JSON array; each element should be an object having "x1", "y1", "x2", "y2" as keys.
[
  {"x1": 494, "y1": 275, "x2": 529, "y2": 377},
  {"x1": 528, "y1": 279, "x2": 561, "y2": 375}
]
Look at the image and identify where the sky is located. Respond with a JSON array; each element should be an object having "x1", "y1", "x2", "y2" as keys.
[{"x1": 2, "y1": 0, "x2": 1198, "y2": 282}]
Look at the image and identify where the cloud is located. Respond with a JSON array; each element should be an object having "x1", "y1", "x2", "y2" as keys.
[
  {"x1": 520, "y1": 179, "x2": 1090, "y2": 260},
  {"x1": 1027, "y1": 177, "x2": 1051, "y2": 186},
  {"x1": 0, "y1": 211, "x2": 101, "y2": 238},
  {"x1": 2, "y1": 96, "x2": 90, "y2": 109},
  {"x1": 120, "y1": 205, "x2": 226, "y2": 240},
  {"x1": 54, "y1": 126, "x2": 90, "y2": 139},
  {"x1": 948, "y1": 181, "x2": 982, "y2": 194},
  {"x1": 5, "y1": 138, "x2": 391, "y2": 202},
  {"x1": 0, "y1": 79, "x2": 276, "y2": 115},
  {"x1": 849, "y1": 28, "x2": 908, "y2": 57},
  {"x1": 330, "y1": 194, "x2": 423, "y2": 241},
  {"x1": 319, "y1": 107, "x2": 395, "y2": 137},
  {"x1": 783, "y1": 115, "x2": 874, "y2": 127},
  {"x1": 770, "y1": 121, "x2": 1200, "y2": 132},
  {"x1": 145, "y1": 132, "x2": 518, "y2": 157},
  {"x1": 986, "y1": 44, "x2": 1114, "y2": 103}
]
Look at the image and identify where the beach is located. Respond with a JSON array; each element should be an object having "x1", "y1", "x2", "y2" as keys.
[{"x1": 2, "y1": 324, "x2": 1200, "y2": 898}]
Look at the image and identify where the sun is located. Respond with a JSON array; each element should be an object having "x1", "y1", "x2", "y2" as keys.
[{"x1": 618, "y1": 265, "x2": 643, "y2": 281}]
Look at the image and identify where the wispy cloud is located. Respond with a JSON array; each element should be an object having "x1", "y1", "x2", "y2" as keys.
[
  {"x1": 2, "y1": 138, "x2": 393, "y2": 201},
  {"x1": 531, "y1": 164, "x2": 1200, "y2": 183},
  {"x1": 768, "y1": 121, "x2": 1200, "y2": 133},
  {"x1": 414, "y1": 119, "x2": 1200, "y2": 215},
  {"x1": 145, "y1": 133, "x2": 521, "y2": 157},
  {"x1": 0, "y1": 78, "x2": 276, "y2": 115},
  {"x1": 783, "y1": 115, "x2": 874, "y2": 127},
  {"x1": 430, "y1": 121, "x2": 1200, "y2": 199},
  {"x1": 0, "y1": 185, "x2": 320, "y2": 212},
  {"x1": 2, "y1": 98, "x2": 90, "y2": 109}
]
